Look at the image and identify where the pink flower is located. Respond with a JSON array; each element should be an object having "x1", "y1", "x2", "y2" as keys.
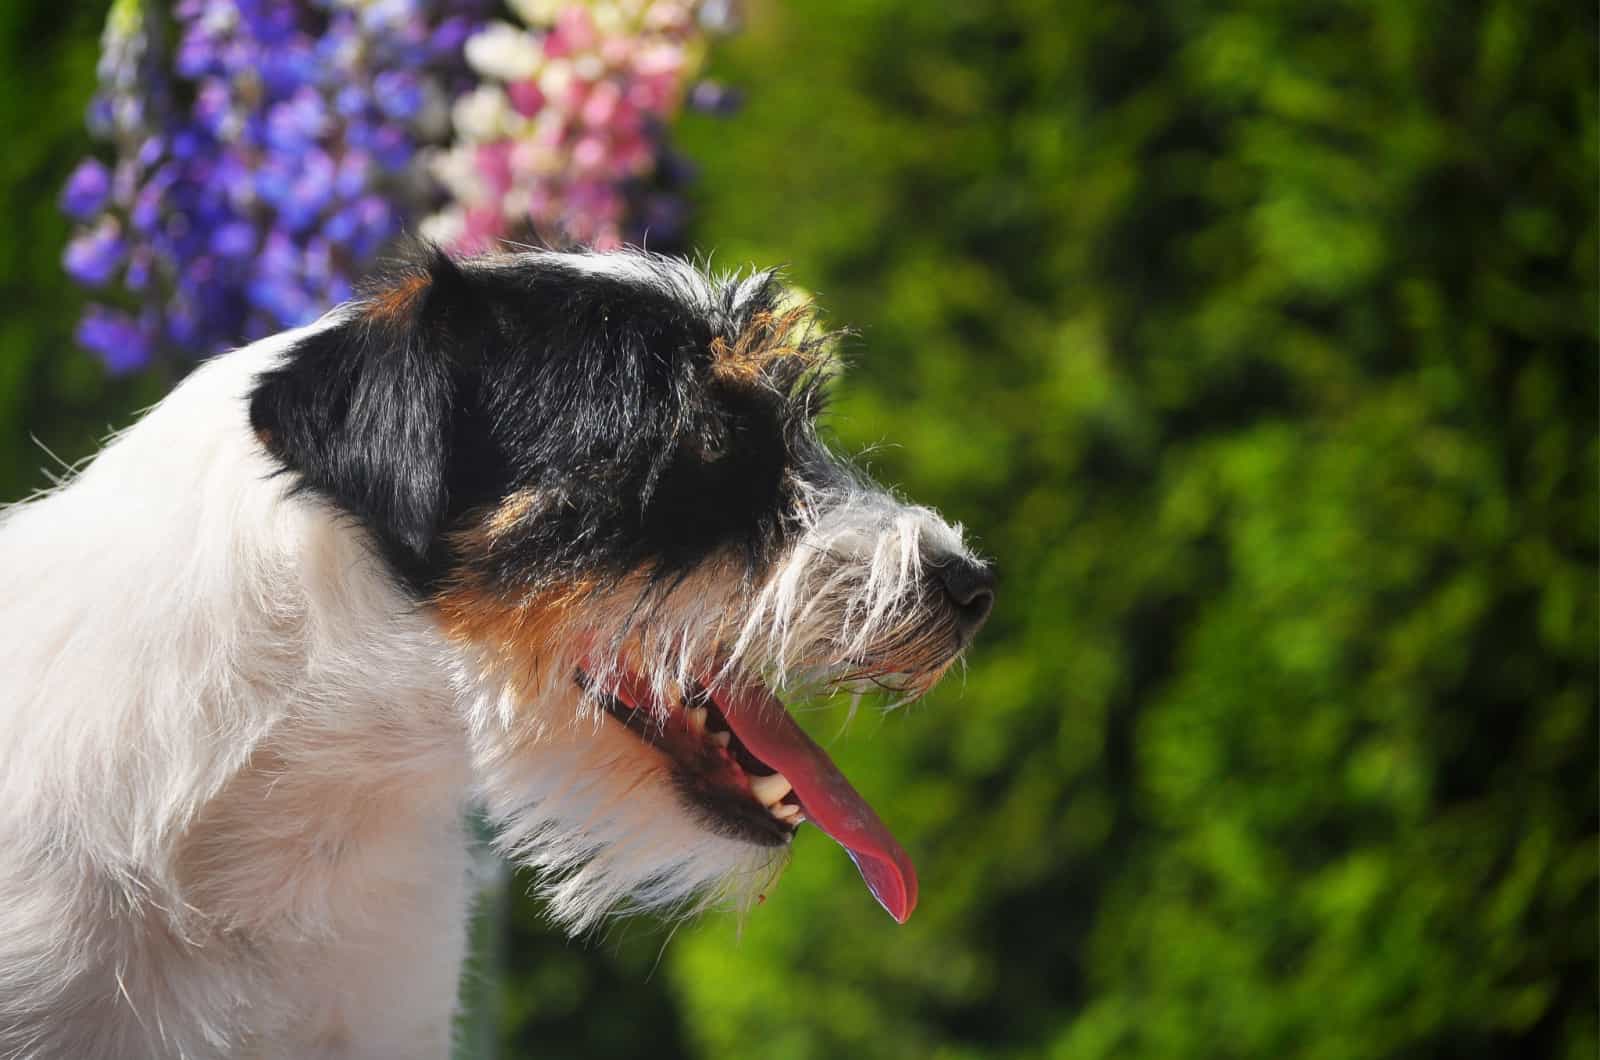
[
  {"x1": 609, "y1": 96, "x2": 642, "y2": 135},
  {"x1": 507, "y1": 80, "x2": 546, "y2": 117},
  {"x1": 562, "y1": 74, "x2": 592, "y2": 111},
  {"x1": 613, "y1": 132, "x2": 653, "y2": 173},
  {"x1": 553, "y1": 7, "x2": 598, "y2": 55},
  {"x1": 581, "y1": 80, "x2": 621, "y2": 128},
  {"x1": 474, "y1": 141, "x2": 515, "y2": 197},
  {"x1": 533, "y1": 113, "x2": 566, "y2": 147},
  {"x1": 462, "y1": 204, "x2": 505, "y2": 250},
  {"x1": 632, "y1": 42, "x2": 684, "y2": 80},
  {"x1": 627, "y1": 73, "x2": 676, "y2": 114},
  {"x1": 571, "y1": 134, "x2": 607, "y2": 172},
  {"x1": 429, "y1": 0, "x2": 734, "y2": 251},
  {"x1": 600, "y1": 36, "x2": 635, "y2": 68}
]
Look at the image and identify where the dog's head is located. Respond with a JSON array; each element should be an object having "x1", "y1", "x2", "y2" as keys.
[{"x1": 250, "y1": 248, "x2": 993, "y2": 927}]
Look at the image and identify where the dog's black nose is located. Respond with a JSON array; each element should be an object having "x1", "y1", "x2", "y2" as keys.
[{"x1": 933, "y1": 556, "x2": 995, "y2": 639}]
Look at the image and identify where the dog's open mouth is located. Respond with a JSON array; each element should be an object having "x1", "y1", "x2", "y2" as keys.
[{"x1": 577, "y1": 663, "x2": 918, "y2": 922}]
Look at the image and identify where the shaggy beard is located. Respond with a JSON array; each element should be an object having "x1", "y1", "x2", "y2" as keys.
[{"x1": 446, "y1": 483, "x2": 969, "y2": 931}]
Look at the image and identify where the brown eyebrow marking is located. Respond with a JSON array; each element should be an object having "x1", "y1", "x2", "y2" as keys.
[
  {"x1": 477, "y1": 489, "x2": 544, "y2": 545},
  {"x1": 709, "y1": 305, "x2": 824, "y2": 384},
  {"x1": 444, "y1": 488, "x2": 564, "y2": 562}
]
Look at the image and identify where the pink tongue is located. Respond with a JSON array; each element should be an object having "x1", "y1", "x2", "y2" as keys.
[{"x1": 712, "y1": 682, "x2": 918, "y2": 923}]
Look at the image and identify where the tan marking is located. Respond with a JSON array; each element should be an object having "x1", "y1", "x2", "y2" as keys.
[
  {"x1": 710, "y1": 305, "x2": 823, "y2": 384},
  {"x1": 433, "y1": 578, "x2": 599, "y2": 699},
  {"x1": 451, "y1": 489, "x2": 546, "y2": 555},
  {"x1": 486, "y1": 489, "x2": 541, "y2": 538},
  {"x1": 366, "y1": 271, "x2": 430, "y2": 323}
]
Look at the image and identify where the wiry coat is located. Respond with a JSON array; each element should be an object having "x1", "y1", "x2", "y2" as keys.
[{"x1": 0, "y1": 250, "x2": 990, "y2": 1058}]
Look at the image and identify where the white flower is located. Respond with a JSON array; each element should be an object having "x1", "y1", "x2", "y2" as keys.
[
  {"x1": 428, "y1": 145, "x2": 485, "y2": 203},
  {"x1": 590, "y1": 4, "x2": 630, "y2": 37},
  {"x1": 464, "y1": 21, "x2": 543, "y2": 82},
  {"x1": 418, "y1": 207, "x2": 467, "y2": 248},
  {"x1": 452, "y1": 84, "x2": 513, "y2": 143},
  {"x1": 502, "y1": 187, "x2": 533, "y2": 220},
  {"x1": 515, "y1": 129, "x2": 564, "y2": 176},
  {"x1": 507, "y1": 0, "x2": 567, "y2": 25},
  {"x1": 643, "y1": 2, "x2": 692, "y2": 33},
  {"x1": 537, "y1": 58, "x2": 575, "y2": 102}
]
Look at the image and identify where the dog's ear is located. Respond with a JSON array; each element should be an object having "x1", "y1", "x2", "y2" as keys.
[{"x1": 250, "y1": 249, "x2": 480, "y2": 576}]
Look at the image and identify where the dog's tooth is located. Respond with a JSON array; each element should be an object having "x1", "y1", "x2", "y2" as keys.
[
  {"x1": 710, "y1": 730, "x2": 731, "y2": 747},
  {"x1": 684, "y1": 706, "x2": 707, "y2": 733},
  {"x1": 749, "y1": 772, "x2": 792, "y2": 806},
  {"x1": 770, "y1": 802, "x2": 801, "y2": 821}
]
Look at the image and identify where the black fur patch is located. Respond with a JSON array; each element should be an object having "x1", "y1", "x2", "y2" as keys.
[{"x1": 249, "y1": 247, "x2": 836, "y2": 596}]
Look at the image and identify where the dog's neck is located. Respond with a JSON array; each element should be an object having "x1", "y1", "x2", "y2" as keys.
[
  {"x1": 0, "y1": 325, "x2": 469, "y2": 895},
  {"x1": 0, "y1": 328, "x2": 495, "y2": 1054}
]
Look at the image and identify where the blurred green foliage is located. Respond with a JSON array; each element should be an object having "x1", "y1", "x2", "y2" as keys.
[
  {"x1": 4, "y1": 2, "x2": 1594, "y2": 1059},
  {"x1": 659, "y1": 2, "x2": 1598, "y2": 1058},
  {"x1": 0, "y1": 4, "x2": 167, "y2": 499}
]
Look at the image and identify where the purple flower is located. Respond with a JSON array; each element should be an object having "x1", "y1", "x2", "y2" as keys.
[
  {"x1": 248, "y1": 274, "x2": 317, "y2": 326},
  {"x1": 430, "y1": 16, "x2": 476, "y2": 59},
  {"x1": 165, "y1": 293, "x2": 203, "y2": 348},
  {"x1": 193, "y1": 80, "x2": 233, "y2": 136},
  {"x1": 209, "y1": 221, "x2": 257, "y2": 259},
  {"x1": 75, "y1": 305, "x2": 151, "y2": 374},
  {"x1": 60, "y1": 159, "x2": 112, "y2": 221},
  {"x1": 62, "y1": 0, "x2": 499, "y2": 369},
  {"x1": 265, "y1": 90, "x2": 330, "y2": 153},
  {"x1": 335, "y1": 150, "x2": 373, "y2": 199},
  {"x1": 638, "y1": 192, "x2": 689, "y2": 244},
  {"x1": 124, "y1": 247, "x2": 155, "y2": 292},
  {"x1": 368, "y1": 124, "x2": 414, "y2": 171},
  {"x1": 687, "y1": 81, "x2": 743, "y2": 116},
  {"x1": 136, "y1": 135, "x2": 165, "y2": 167},
  {"x1": 62, "y1": 0, "x2": 731, "y2": 371},
  {"x1": 374, "y1": 71, "x2": 424, "y2": 121},
  {"x1": 86, "y1": 95, "x2": 114, "y2": 138},
  {"x1": 63, "y1": 220, "x2": 126, "y2": 287},
  {"x1": 322, "y1": 203, "x2": 360, "y2": 245},
  {"x1": 259, "y1": 43, "x2": 319, "y2": 95},
  {"x1": 335, "y1": 85, "x2": 369, "y2": 118},
  {"x1": 130, "y1": 170, "x2": 171, "y2": 235}
]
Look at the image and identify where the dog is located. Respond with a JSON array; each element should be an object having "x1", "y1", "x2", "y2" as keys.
[{"x1": 0, "y1": 248, "x2": 994, "y2": 1058}]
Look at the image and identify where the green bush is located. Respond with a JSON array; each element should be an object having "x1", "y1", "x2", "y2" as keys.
[
  {"x1": 0, "y1": 4, "x2": 168, "y2": 500},
  {"x1": 653, "y1": 2, "x2": 1598, "y2": 1058}
]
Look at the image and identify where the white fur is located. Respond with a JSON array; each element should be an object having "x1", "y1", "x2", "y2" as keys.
[
  {"x1": 0, "y1": 323, "x2": 471, "y2": 1058},
  {"x1": 0, "y1": 307, "x2": 977, "y2": 1057},
  {"x1": 731, "y1": 471, "x2": 967, "y2": 691}
]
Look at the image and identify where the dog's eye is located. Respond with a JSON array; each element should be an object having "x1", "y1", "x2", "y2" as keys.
[{"x1": 690, "y1": 419, "x2": 729, "y2": 463}]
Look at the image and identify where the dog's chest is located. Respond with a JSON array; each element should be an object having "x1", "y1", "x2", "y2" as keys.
[{"x1": 171, "y1": 717, "x2": 478, "y2": 1056}]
